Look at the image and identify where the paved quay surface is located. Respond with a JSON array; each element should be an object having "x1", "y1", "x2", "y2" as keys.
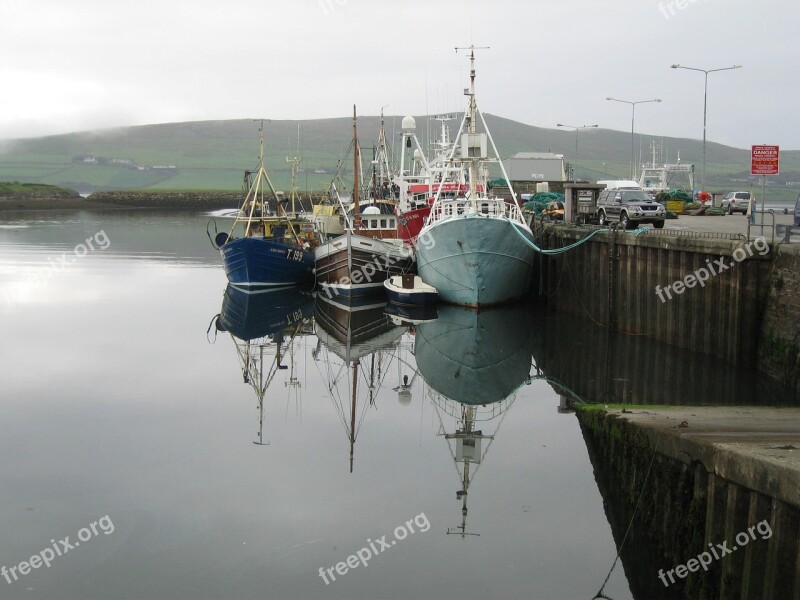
[
  {"x1": 659, "y1": 212, "x2": 795, "y2": 237},
  {"x1": 597, "y1": 406, "x2": 800, "y2": 508}
]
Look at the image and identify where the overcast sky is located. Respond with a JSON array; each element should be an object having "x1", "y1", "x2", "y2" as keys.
[{"x1": 1, "y1": 0, "x2": 796, "y2": 149}]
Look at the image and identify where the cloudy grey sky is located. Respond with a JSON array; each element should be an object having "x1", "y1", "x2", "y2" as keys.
[{"x1": 1, "y1": 0, "x2": 796, "y2": 149}]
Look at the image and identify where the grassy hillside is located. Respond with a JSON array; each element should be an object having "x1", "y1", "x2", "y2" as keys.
[
  {"x1": 0, "y1": 182, "x2": 79, "y2": 198},
  {"x1": 1, "y1": 116, "x2": 798, "y2": 203}
]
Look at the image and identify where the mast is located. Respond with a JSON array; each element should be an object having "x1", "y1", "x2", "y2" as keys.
[
  {"x1": 352, "y1": 105, "x2": 360, "y2": 232},
  {"x1": 455, "y1": 46, "x2": 489, "y2": 213},
  {"x1": 285, "y1": 124, "x2": 301, "y2": 216},
  {"x1": 377, "y1": 107, "x2": 391, "y2": 188},
  {"x1": 466, "y1": 48, "x2": 478, "y2": 212}
]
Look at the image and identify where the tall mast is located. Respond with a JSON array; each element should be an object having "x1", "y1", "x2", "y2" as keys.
[
  {"x1": 467, "y1": 49, "x2": 477, "y2": 210},
  {"x1": 456, "y1": 45, "x2": 489, "y2": 212},
  {"x1": 352, "y1": 105, "x2": 360, "y2": 232},
  {"x1": 377, "y1": 107, "x2": 391, "y2": 185},
  {"x1": 285, "y1": 124, "x2": 301, "y2": 216}
]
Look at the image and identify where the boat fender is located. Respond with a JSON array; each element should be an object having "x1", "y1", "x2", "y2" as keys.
[{"x1": 215, "y1": 232, "x2": 231, "y2": 248}]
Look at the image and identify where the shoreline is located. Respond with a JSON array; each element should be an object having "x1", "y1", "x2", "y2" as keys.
[
  {"x1": 0, "y1": 192, "x2": 241, "y2": 212},
  {"x1": 0, "y1": 190, "x2": 327, "y2": 212}
]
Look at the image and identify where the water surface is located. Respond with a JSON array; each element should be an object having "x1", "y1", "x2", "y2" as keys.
[{"x1": 0, "y1": 210, "x2": 792, "y2": 599}]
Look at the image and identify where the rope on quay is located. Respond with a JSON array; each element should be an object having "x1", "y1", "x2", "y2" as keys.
[{"x1": 508, "y1": 219, "x2": 610, "y2": 255}]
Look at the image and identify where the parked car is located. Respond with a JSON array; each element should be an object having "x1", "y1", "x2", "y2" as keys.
[
  {"x1": 721, "y1": 191, "x2": 751, "y2": 215},
  {"x1": 596, "y1": 188, "x2": 666, "y2": 229},
  {"x1": 795, "y1": 193, "x2": 800, "y2": 226}
]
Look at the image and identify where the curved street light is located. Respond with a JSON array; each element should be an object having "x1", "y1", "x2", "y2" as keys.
[
  {"x1": 606, "y1": 97, "x2": 661, "y2": 180},
  {"x1": 557, "y1": 123, "x2": 598, "y2": 181},
  {"x1": 670, "y1": 64, "x2": 742, "y2": 191}
]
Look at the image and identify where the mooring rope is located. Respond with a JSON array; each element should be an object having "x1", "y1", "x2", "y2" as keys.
[
  {"x1": 507, "y1": 219, "x2": 610, "y2": 254},
  {"x1": 593, "y1": 433, "x2": 661, "y2": 600}
]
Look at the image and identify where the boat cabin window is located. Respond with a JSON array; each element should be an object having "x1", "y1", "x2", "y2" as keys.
[
  {"x1": 371, "y1": 219, "x2": 378, "y2": 229},
  {"x1": 380, "y1": 218, "x2": 387, "y2": 228},
  {"x1": 481, "y1": 202, "x2": 489, "y2": 214}
]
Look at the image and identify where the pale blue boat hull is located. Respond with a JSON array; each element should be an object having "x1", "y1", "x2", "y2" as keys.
[{"x1": 415, "y1": 216, "x2": 536, "y2": 307}]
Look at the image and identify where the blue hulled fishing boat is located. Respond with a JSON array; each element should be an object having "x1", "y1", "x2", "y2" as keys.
[{"x1": 213, "y1": 123, "x2": 317, "y2": 292}]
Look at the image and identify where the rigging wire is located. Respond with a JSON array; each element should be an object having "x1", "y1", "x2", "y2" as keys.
[{"x1": 593, "y1": 436, "x2": 661, "y2": 600}]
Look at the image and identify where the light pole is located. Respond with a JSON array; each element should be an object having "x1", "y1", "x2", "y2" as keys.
[
  {"x1": 670, "y1": 64, "x2": 742, "y2": 191},
  {"x1": 606, "y1": 97, "x2": 661, "y2": 180},
  {"x1": 557, "y1": 123, "x2": 598, "y2": 181}
]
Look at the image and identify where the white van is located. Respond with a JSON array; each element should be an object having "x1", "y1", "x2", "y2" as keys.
[{"x1": 596, "y1": 180, "x2": 641, "y2": 190}]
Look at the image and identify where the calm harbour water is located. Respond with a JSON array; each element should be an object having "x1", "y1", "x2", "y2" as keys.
[{"x1": 0, "y1": 210, "x2": 792, "y2": 600}]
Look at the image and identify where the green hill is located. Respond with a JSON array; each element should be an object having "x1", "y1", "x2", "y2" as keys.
[{"x1": 1, "y1": 115, "x2": 798, "y2": 203}]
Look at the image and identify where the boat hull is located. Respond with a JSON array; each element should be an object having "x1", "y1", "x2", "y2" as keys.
[
  {"x1": 314, "y1": 234, "x2": 414, "y2": 298},
  {"x1": 398, "y1": 206, "x2": 430, "y2": 245},
  {"x1": 384, "y1": 275, "x2": 438, "y2": 307},
  {"x1": 220, "y1": 237, "x2": 315, "y2": 291},
  {"x1": 415, "y1": 215, "x2": 535, "y2": 307}
]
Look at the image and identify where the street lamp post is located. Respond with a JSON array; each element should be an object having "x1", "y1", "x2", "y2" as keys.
[
  {"x1": 557, "y1": 123, "x2": 598, "y2": 181},
  {"x1": 606, "y1": 97, "x2": 661, "y2": 180},
  {"x1": 670, "y1": 64, "x2": 742, "y2": 191}
]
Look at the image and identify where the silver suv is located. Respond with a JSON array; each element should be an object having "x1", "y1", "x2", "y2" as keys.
[
  {"x1": 721, "y1": 191, "x2": 751, "y2": 215},
  {"x1": 795, "y1": 193, "x2": 800, "y2": 226},
  {"x1": 597, "y1": 188, "x2": 666, "y2": 229}
]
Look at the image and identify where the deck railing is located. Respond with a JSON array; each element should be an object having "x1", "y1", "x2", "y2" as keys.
[{"x1": 426, "y1": 197, "x2": 526, "y2": 227}]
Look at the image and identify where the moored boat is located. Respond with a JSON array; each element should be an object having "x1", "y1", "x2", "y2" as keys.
[
  {"x1": 314, "y1": 107, "x2": 413, "y2": 299},
  {"x1": 414, "y1": 48, "x2": 536, "y2": 307},
  {"x1": 214, "y1": 123, "x2": 317, "y2": 292},
  {"x1": 315, "y1": 233, "x2": 412, "y2": 298},
  {"x1": 395, "y1": 114, "x2": 469, "y2": 246},
  {"x1": 384, "y1": 274, "x2": 438, "y2": 307}
]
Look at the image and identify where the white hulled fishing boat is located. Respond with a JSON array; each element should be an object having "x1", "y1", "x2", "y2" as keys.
[{"x1": 414, "y1": 47, "x2": 535, "y2": 307}]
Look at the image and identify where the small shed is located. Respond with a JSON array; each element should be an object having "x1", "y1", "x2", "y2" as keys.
[{"x1": 502, "y1": 152, "x2": 566, "y2": 183}]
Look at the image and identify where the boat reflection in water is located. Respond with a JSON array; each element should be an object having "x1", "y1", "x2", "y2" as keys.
[
  {"x1": 415, "y1": 304, "x2": 534, "y2": 537},
  {"x1": 313, "y1": 294, "x2": 404, "y2": 472},
  {"x1": 214, "y1": 285, "x2": 314, "y2": 444},
  {"x1": 384, "y1": 302, "x2": 438, "y2": 328}
]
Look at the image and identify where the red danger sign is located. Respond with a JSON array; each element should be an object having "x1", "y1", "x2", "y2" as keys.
[{"x1": 751, "y1": 145, "x2": 779, "y2": 175}]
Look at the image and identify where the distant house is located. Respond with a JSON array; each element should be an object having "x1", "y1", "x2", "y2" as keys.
[
  {"x1": 110, "y1": 158, "x2": 136, "y2": 167},
  {"x1": 502, "y1": 152, "x2": 566, "y2": 182},
  {"x1": 81, "y1": 155, "x2": 97, "y2": 164}
]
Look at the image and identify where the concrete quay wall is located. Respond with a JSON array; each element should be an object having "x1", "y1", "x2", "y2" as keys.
[{"x1": 532, "y1": 224, "x2": 799, "y2": 395}]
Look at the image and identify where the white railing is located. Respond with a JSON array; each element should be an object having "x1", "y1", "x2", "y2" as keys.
[{"x1": 426, "y1": 197, "x2": 526, "y2": 227}]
